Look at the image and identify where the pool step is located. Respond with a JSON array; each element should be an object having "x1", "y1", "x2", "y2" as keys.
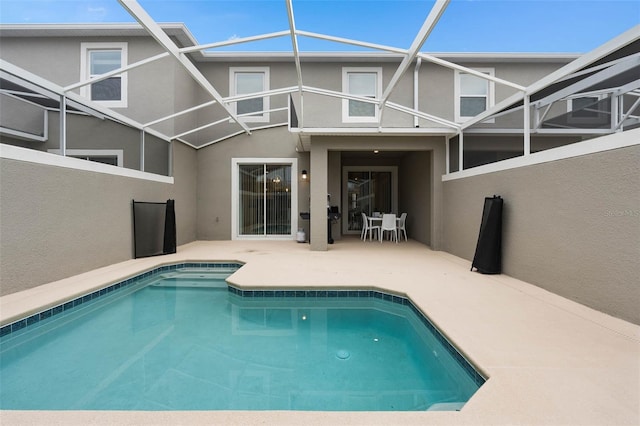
[{"x1": 149, "y1": 270, "x2": 232, "y2": 288}]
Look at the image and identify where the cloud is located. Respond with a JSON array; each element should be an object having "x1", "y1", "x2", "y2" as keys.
[
  {"x1": 86, "y1": 6, "x2": 108, "y2": 19},
  {"x1": 227, "y1": 34, "x2": 240, "y2": 41},
  {"x1": 87, "y1": 7, "x2": 106, "y2": 14}
]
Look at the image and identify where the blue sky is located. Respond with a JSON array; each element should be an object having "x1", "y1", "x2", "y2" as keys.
[{"x1": 0, "y1": 0, "x2": 638, "y2": 53}]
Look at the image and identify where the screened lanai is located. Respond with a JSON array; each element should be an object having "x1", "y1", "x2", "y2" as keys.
[
  {"x1": 2, "y1": 1, "x2": 638, "y2": 162},
  {"x1": 0, "y1": 0, "x2": 639, "y2": 250}
]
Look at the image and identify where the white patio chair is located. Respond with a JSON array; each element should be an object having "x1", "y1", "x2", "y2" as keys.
[
  {"x1": 379, "y1": 213, "x2": 398, "y2": 243},
  {"x1": 361, "y1": 212, "x2": 379, "y2": 241},
  {"x1": 397, "y1": 212, "x2": 408, "y2": 241}
]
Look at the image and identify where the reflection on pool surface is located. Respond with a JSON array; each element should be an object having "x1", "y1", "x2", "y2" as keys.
[{"x1": 0, "y1": 265, "x2": 483, "y2": 411}]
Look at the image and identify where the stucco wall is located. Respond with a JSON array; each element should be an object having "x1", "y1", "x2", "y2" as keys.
[
  {"x1": 442, "y1": 142, "x2": 640, "y2": 324},
  {"x1": 0, "y1": 141, "x2": 197, "y2": 296},
  {"x1": 196, "y1": 126, "x2": 306, "y2": 240},
  {"x1": 0, "y1": 112, "x2": 171, "y2": 175},
  {"x1": 399, "y1": 151, "x2": 432, "y2": 245}
]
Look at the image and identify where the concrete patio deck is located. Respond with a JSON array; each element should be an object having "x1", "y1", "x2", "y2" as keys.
[{"x1": 1, "y1": 239, "x2": 638, "y2": 425}]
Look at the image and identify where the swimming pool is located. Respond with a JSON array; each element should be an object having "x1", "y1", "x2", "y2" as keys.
[{"x1": 0, "y1": 263, "x2": 484, "y2": 411}]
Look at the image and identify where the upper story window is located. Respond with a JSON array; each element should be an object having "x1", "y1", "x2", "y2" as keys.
[
  {"x1": 80, "y1": 42, "x2": 128, "y2": 108},
  {"x1": 230, "y1": 67, "x2": 270, "y2": 122},
  {"x1": 454, "y1": 68, "x2": 494, "y2": 122},
  {"x1": 342, "y1": 67, "x2": 382, "y2": 123},
  {"x1": 567, "y1": 94, "x2": 610, "y2": 126}
]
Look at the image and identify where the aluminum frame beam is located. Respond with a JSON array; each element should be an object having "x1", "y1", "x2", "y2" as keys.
[
  {"x1": 418, "y1": 52, "x2": 526, "y2": 91},
  {"x1": 1, "y1": 59, "x2": 171, "y2": 142},
  {"x1": 180, "y1": 30, "x2": 290, "y2": 54},
  {"x1": 286, "y1": 0, "x2": 305, "y2": 129},
  {"x1": 535, "y1": 56, "x2": 640, "y2": 108},
  {"x1": 286, "y1": 1, "x2": 304, "y2": 96},
  {"x1": 301, "y1": 85, "x2": 459, "y2": 130},
  {"x1": 295, "y1": 30, "x2": 407, "y2": 54},
  {"x1": 378, "y1": 0, "x2": 450, "y2": 109},
  {"x1": 143, "y1": 100, "x2": 218, "y2": 128},
  {"x1": 118, "y1": 0, "x2": 251, "y2": 134},
  {"x1": 64, "y1": 52, "x2": 170, "y2": 92},
  {"x1": 461, "y1": 25, "x2": 640, "y2": 130}
]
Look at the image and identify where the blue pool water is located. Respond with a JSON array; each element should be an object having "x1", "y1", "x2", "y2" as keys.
[{"x1": 0, "y1": 265, "x2": 483, "y2": 411}]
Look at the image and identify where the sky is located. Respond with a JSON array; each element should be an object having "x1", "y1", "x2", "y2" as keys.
[{"x1": 0, "y1": 0, "x2": 638, "y2": 53}]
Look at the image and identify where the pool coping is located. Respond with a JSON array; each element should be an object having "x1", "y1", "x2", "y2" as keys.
[{"x1": 0, "y1": 239, "x2": 638, "y2": 425}]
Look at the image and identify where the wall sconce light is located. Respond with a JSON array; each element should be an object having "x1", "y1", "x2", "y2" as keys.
[{"x1": 301, "y1": 170, "x2": 308, "y2": 180}]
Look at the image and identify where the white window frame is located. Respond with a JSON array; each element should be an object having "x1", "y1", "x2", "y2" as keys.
[
  {"x1": 342, "y1": 67, "x2": 382, "y2": 123},
  {"x1": 231, "y1": 157, "x2": 298, "y2": 240},
  {"x1": 48, "y1": 149, "x2": 123, "y2": 167},
  {"x1": 80, "y1": 42, "x2": 128, "y2": 108},
  {"x1": 567, "y1": 94, "x2": 609, "y2": 123},
  {"x1": 229, "y1": 67, "x2": 270, "y2": 123},
  {"x1": 454, "y1": 67, "x2": 495, "y2": 123}
]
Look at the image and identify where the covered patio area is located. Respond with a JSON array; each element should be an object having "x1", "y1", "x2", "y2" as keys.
[{"x1": 1, "y1": 238, "x2": 637, "y2": 425}]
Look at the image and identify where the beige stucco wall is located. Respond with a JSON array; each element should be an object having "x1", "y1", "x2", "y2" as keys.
[
  {"x1": 0, "y1": 112, "x2": 170, "y2": 176},
  {"x1": 0, "y1": 36, "x2": 180, "y2": 132},
  {"x1": 196, "y1": 126, "x2": 307, "y2": 240},
  {"x1": 0, "y1": 141, "x2": 197, "y2": 296},
  {"x1": 399, "y1": 151, "x2": 432, "y2": 245},
  {"x1": 442, "y1": 142, "x2": 640, "y2": 324}
]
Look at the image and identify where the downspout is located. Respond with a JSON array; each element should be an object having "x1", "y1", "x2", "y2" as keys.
[{"x1": 414, "y1": 57, "x2": 422, "y2": 128}]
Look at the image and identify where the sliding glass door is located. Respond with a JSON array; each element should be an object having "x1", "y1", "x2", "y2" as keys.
[
  {"x1": 233, "y1": 159, "x2": 297, "y2": 239},
  {"x1": 342, "y1": 166, "x2": 397, "y2": 235}
]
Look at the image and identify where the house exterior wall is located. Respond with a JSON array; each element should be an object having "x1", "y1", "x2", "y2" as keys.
[
  {"x1": 299, "y1": 61, "x2": 414, "y2": 128},
  {"x1": 0, "y1": 111, "x2": 170, "y2": 175},
  {"x1": 0, "y1": 36, "x2": 186, "y2": 137},
  {"x1": 399, "y1": 151, "x2": 432, "y2": 245},
  {"x1": 0, "y1": 93, "x2": 45, "y2": 136},
  {"x1": 0, "y1": 32, "x2": 573, "y2": 147},
  {"x1": 196, "y1": 126, "x2": 306, "y2": 240},
  {"x1": 0, "y1": 141, "x2": 197, "y2": 296},
  {"x1": 442, "y1": 137, "x2": 640, "y2": 324}
]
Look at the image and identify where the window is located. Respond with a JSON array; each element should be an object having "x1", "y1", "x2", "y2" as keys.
[
  {"x1": 47, "y1": 149, "x2": 123, "y2": 166},
  {"x1": 454, "y1": 68, "x2": 494, "y2": 122},
  {"x1": 569, "y1": 95, "x2": 607, "y2": 118},
  {"x1": 230, "y1": 67, "x2": 270, "y2": 122},
  {"x1": 342, "y1": 67, "x2": 382, "y2": 122},
  {"x1": 231, "y1": 158, "x2": 298, "y2": 240},
  {"x1": 565, "y1": 94, "x2": 611, "y2": 127},
  {"x1": 570, "y1": 97, "x2": 599, "y2": 118},
  {"x1": 80, "y1": 42, "x2": 127, "y2": 107}
]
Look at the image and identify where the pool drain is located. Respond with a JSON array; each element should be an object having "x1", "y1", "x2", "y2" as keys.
[{"x1": 336, "y1": 349, "x2": 350, "y2": 360}]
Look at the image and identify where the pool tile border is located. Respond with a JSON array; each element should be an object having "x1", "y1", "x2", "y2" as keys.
[
  {"x1": 228, "y1": 285, "x2": 486, "y2": 386},
  {"x1": 1, "y1": 261, "x2": 485, "y2": 387},
  {"x1": 0, "y1": 262, "x2": 243, "y2": 339}
]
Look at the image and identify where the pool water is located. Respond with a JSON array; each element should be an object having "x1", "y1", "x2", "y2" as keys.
[{"x1": 0, "y1": 267, "x2": 482, "y2": 411}]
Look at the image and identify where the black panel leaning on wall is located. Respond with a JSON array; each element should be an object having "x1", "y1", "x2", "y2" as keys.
[
  {"x1": 471, "y1": 195, "x2": 503, "y2": 274},
  {"x1": 132, "y1": 199, "x2": 177, "y2": 258}
]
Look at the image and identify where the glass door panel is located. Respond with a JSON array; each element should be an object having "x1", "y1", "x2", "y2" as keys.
[
  {"x1": 239, "y1": 163, "x2": 292, "y2": 237},
  {"x1": 347, "y1": 171, "x2": 370, "y2": 231},
  {"x1": 239, "y1": 164, "x2": 264, "y2": 235},
  {"x1": 346, "y1": 170, "x2": 392, "y2": 233},
  {"x1": 371, "y1": 171, "x2": 392, "y2": 214},
  {"x1": 265, "y1": 164, "x2": 291, "y2": 235}
]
